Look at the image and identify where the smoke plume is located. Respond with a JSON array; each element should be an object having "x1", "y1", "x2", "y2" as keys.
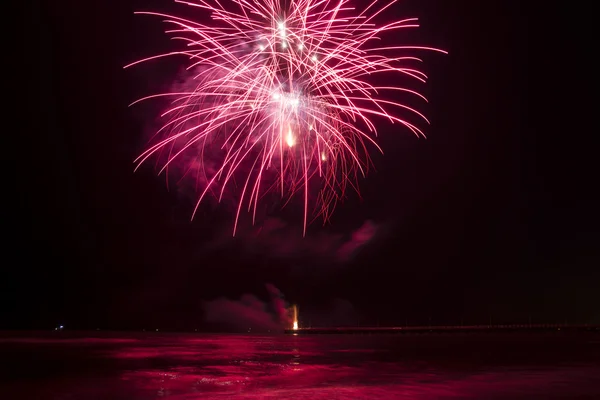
[{"x1": 203, "y1": 284, "x2": 291, "y2": 332}]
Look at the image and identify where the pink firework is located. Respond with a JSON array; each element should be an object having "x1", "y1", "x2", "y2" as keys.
[{"x1": 125, "y1": 0, "x2": 446, "y2": 235}]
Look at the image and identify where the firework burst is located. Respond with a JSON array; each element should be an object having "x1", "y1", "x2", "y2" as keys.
[{"x1": 126, "y1": 0, "x2": 446, "y2": 235}]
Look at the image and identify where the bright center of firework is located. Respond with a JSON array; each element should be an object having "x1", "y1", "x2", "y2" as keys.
[
  {"x1": 278, "y1": 22, "x2": 286, "y2": 38},
  {"x1": 321, "y1": 152, "x2": 327, "y2": 161},
  {"x1": 293, "y1": 320, "x2": 298, "y2": 330},
  {"x1": 273, "y1": 92, "x2": 300, "y2": 109},
  {"x1": 286, "y1": 128, "x2": 296, "y2": 147}
]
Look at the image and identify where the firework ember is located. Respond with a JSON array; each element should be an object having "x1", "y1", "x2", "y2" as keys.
[
  {"x1": 292, "y1": 304, "x2": 299, "y2": 330},
  {"x1": 126, "y1": 0, "x2": 446, "y2": 235}
]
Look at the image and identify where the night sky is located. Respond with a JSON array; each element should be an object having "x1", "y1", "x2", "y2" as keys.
[{"x1": 6, "y1": 0, "x2": 597, "y2": 330}]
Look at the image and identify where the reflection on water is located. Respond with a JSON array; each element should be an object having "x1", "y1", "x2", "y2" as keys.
[{"x1": 1, "y1": 332, "x2": 599, "y2": 399}]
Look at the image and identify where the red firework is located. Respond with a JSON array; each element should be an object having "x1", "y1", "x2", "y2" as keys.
[{"x1": 125, "y1": 0, "x2": 446, "y2": 235}]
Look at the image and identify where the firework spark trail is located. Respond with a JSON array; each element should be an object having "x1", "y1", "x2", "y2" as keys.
[{"x1": 126, "y1": 0, "x2": 446, "y2": 236}]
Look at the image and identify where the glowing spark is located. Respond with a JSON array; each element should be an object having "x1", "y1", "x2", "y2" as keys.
[
  {"x1": 126, "y1": 0, "x2": 446, "y2": 235},
  {"x1": 286, "y1": 128, "x2": 296, "y2": 147},
  {"x1": 292, "y1": 304, "x2": 299, "y2": 330}
]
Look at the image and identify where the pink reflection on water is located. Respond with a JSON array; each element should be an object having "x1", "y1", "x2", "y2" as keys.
[
  {"x1": 112, "y1": 335, "x2": 320, "y2": 362},
  {"x1": 109, "y1": 335, "x2": 600, "y2": 399},
  {"x1": 2, "y1": 333, "x2": 599, "y2": 399},
  {"x1": 120, "y1": 365, "x2": 600, "y2": 399}
]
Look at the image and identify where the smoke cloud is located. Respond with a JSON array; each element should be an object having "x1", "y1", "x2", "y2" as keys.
[
  {"x1": 203, "y1": 284, "x2": 292, "y2": 332},
  {"x1": 337, "y1": 220, "x2": 378, "y2": 261},
  {"x1": 203, "y1": 217, "x2": 382, "y2": 264}
]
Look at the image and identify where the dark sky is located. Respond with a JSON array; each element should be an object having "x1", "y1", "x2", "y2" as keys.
[{"x1": 6, "y1": 0, "x2": 597, "y2": 330}]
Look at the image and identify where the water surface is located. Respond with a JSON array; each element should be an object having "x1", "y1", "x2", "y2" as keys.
[{"x1": 1, "y1": 332, "x2": 599, "y2": 399}]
